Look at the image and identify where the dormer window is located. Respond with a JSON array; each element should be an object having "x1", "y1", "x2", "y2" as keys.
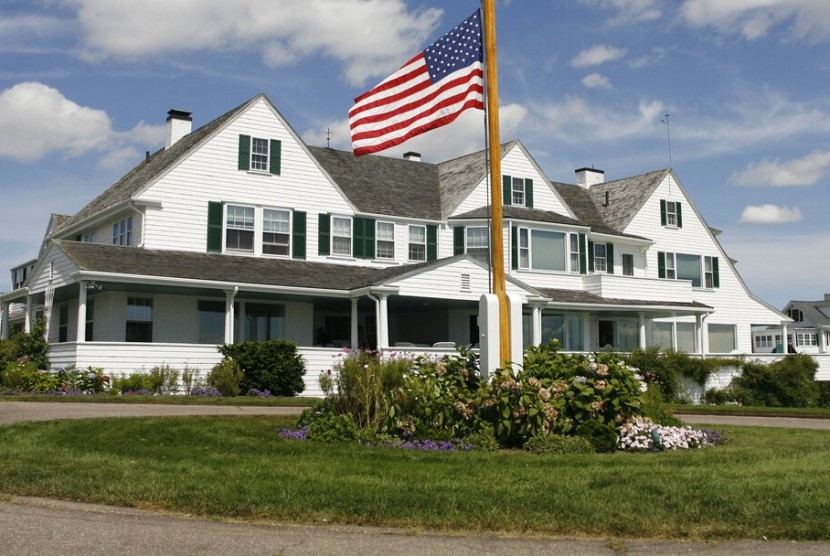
[
  {"x1": 512, "y1": 177, "x2": 525, "y2": 206},
  {"x1": 238, "y1": 135, "x2": 281, "y2": 175},
  {"x1": 502, "y1": 175, "x2": 534, "y2": 208},
  {"x1": 660, "y1": 200, "x2": 682, "y2": 228},
  {"x1": 112, "y1": 217, "x2": 133, "y2": 246}
]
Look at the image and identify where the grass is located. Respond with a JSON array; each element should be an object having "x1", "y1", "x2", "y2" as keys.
[
  {"x1": 0, "y1": 394, "x2": 317, "y2": 406},
  {"x1": 1, "y1": 416, "x2": 829, "y2": 540},
  {"x1": 670, "y1": 404, "x2": 830, "y2": 419}
]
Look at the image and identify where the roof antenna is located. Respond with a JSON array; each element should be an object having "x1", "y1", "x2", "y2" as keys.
[
  {"x1": 660, "y1": 113, "x2": 672, "y2": 169},
  {"x1": 326, "y1": 128, "x2": 331, "y2": 148}
]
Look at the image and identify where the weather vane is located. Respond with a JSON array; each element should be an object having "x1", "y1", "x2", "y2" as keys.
[{"x1": 326, "y1": 128, "x2": 331, "y2": 148}]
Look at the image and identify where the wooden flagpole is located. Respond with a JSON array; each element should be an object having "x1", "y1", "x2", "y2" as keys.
[{"x1": 482, "y1": 0, "x2": 510, "y2": 366}]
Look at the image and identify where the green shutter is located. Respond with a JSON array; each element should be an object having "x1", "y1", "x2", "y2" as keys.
[
  {"x1": 660, "y1": 199, "x2": 667, "y2": 226},
  {"x1": 426, "y1": 225, "x2": 437, "y2": 261},
  {"x1": 511, "y1": 226, "x2": 518, "y2": 269},
  {"x1": 318, "y1": 213, "x2": 330, "y2": 256},
  {"x1": 502, "y1": 175, "x2": 512, "y2": 206},
  {"x1": 292, "y1": 211, "x2": 306, "y2": 259},
  {"x1": 579, "y1": 233, "x2": 587, "y2": 275},
  {"x1": 525, "y1": 178, "x2": 534, "y2": 208},
  {"x1": 606, "y1": 243, "x2": 614, "y2": 274},
  {"x1": 207, "y1": 202, "x2": 223, "y2": 253},
  {"x1": 658, "y1": 251, "x2": 666, "y2": 278},
  {"x1": 238, "y1": 135, "x2": 250, "y2": 171},
  {"x1": 676, "y1": 202, "x2": 683, "y2": 228},
  {"x1": 353, "y1": 217, "x2": 375, "y2": 259},
  {"x1": 453, "y1": 226, "x2": 465, "y2": 255},
  {"x1": 713, "y1": 257, "x2": 720, "y2": 288},
  {"x1": 269, "y1": 139, "x2": 281, "y2": 175},
  {"x1": 588, "y1": 241, "x2": 595, "y2": 272}
]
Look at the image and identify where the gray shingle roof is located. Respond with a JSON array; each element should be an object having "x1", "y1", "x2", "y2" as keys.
[
  {"x1": 450, "y1": 205, "x2": 583, "y2": 227},
  {"x1": 587, "y1": 169, "x2": 669, "y2": 232},
  {"x1": 786, "y1": 299, "x2": 830, "y2": 327},
  {"x1": 54, "y1": 96, "x2": 258, "y2": 235},
  {"x1": 306, "y1": 145, "x2": 442, "y2": 220},
  {"x1": 54, "y1": 240, "x2": 451, "y2": 291},
  {"x1": 538, "y1": 287, "x2": 710, "y2": 310}
]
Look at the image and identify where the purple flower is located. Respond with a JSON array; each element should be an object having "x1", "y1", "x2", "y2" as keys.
[{"x1": 278, "y1": 426, "x2": 309, "y2": 440}]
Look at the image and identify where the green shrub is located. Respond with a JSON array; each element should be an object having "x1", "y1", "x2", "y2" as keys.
[
  {"x1": 112, "y1": 373, "x2": 155, "y2": 394},
  {"x1": 306, "y1": 412, "x2": 360, "y2": 443},
  {"x1": 0, "y1": 319, "x2": 49, "y2": 374},
  {"x1": 148, "y1": 365, "x2": 180, "y2": 395},
  {"x1": 524, "y1": 433, "x2": 595, "y2": 455},
  {"x1": 461, "y1": 430, "x2": 500, "y2": 452},
  {"x1": 576, "y1": 420, "x2": 618, "y2": 453},
  {"x1": 639, "y1": 384, "x2": 684, "y2": 426},
  {"x1": 219, "y1": 340, "x2": 305, "y2": 396},
  {"x1": 3, "y1": 358, "x2": 51, "y2": 391},
  {"x1": 207, "y1": 358, "x2": 243, "y2": 397},
  {"x1": 729, "y1": 354, "x2": 820, "y2": 407},
  {"x1": 58, "y1": 366, "x2": 108, "y2": 393}
]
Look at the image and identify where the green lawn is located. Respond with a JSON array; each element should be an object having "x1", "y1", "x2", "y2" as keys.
[
  {"x1": 670, "y1": 404, "x2": 830, "y2": 419},
  {"x1": 1, "y1": 416, "x2": 829, "y2": 540}
]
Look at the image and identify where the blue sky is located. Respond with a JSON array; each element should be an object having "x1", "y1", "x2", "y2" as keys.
[{"x1": 1, "y1": 0, "x2": 828, "y2": 309}]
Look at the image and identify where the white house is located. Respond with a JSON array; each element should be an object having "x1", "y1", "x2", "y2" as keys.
[
  {"x1": 752, "y1": 295, "x2": 830, "y2": 354},
  {"x1": 0, "y1": 94, "x2": 789, "y2": 393}
]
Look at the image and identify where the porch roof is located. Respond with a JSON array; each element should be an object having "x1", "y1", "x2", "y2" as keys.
[
  {"x1": 538, "y1": 287, "x2": 712, "y2": 314},
  {"x1": 53, "y1": 240, "x2": 474, "y2": 293}
]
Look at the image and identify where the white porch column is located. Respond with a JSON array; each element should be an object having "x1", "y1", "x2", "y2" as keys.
[
  {"x1": 350, "y1": 298, "x2": 359, "y2": 349},
  {"x1": 224, "y1": 288, "x2": 238, "y2": 344},
  {"x1": 0, "y1": 301, "x2": 9, "y2": 340},
  {"x1": 638, "y1": 312, "x2": 647, "y2": 349},
  {"x1": 24, "y1": 295, "x2": 32, "y2": 333},
  {"x1": 696, "y1": 315, "x2": 705, "y2": 356},
  {"x1": 781, "y1": 322, "x2": 789, "y2": 353},
  {"x1": 818, "y1": 326, "x2": 828, "y2": 354},
  {"x1": 376, "y1": 293, "x2": 390, "y2": 350},
  {"x1": 582, "y1": 314, "x2": 592, "y2": 352},
  {"x1": 531, "y1": 303, "x2": 543, "y2": 346},
  {"x1": 76, "y1": 283, "x2": 88, "y2": 343}
]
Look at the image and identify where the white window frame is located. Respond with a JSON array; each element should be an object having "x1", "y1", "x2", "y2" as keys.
[
  {"x1": 594, "y1": 243, "x2": 607, "y2": 273},
  {"x1": 511, "y1": 177, "x2": 525, "y2": 207},
  {"x1": 665, "y1": 201, "x2": 678, "y2": 227},
  {"x1": 262, "y1": 208, "x2": 291, "y2": 257},
  {"x1": 517, "y1": 227, "x2": 567, "y2": 272},
  {"x1": 704, "y1": 256, "x2": 714, "y2": 289},
  {"x1": 465, "y1": 226, "x2": 489, "y2": 260},
  {"x1": 665, "y1": 251, "x2": 676, "y2": 279},
  {"x1": 622, "y1": 253, "x2": 634, "y2": 276},
  {"x1": 251, "y1": 137, "x2": 269, "y2": 172},
  {"x1": 408, "y1": 225, "x2": 426, "y2": 261},
  {"x1": 225, "y1": 205, "x2": 255, "y2": 252},
  {"x1": 518, "y1": 228, "x2": 530, "y2": 269},
  {"x1": 331, "y1": 216, "x2": 352, "y2": 257},
  {"x1": 569, "y1": 233, "x2": 581, "y2": 273},
  {"x1": 376, "y1": 222, "x2": 395, "y2": 260},
  {"x1": 112, "y1": 217, "x2": 133, "y2": 246}
]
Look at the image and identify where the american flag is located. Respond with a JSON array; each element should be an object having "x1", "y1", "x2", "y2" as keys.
[{"x1": 349, "y1": 10, "x2": 484, "y2": 157}]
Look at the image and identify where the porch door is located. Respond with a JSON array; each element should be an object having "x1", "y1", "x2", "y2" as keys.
[{"x1": 598, "y1": 320, "x2": 614, "y2": 349}]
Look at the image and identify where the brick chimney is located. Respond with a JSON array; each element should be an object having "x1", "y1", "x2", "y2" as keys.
[
  {"x1": 575, "y1": 167, "x2": 605, "y2": 188},
  {"x1": 166, "y1": 109, "x2": 192, "y2": 149}
]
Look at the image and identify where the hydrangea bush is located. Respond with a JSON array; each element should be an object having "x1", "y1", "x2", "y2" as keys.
[{"x1": 618, "y1": 417, "x2": 720, "y2": 451}]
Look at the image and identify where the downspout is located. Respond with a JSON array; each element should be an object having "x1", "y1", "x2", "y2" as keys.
[
  {"x1": 699, "y1": 313, "x2": 710, "y2": 359},
  {"x1": 128, "y1": 201, "x2": 146, "y2": 247}
]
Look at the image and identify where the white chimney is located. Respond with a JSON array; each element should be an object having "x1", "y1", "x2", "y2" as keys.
[
  {"x1": 403, "y1": 151, "x2": 421, "y2": 162},
  {"x1": 166, "y1": 109, "x2": 192, "y2": 149},
  {"x1": 575, "y1": 167, "x2": 605, "y2": 188}
]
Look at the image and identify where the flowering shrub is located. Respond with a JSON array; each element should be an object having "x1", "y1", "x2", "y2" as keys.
[
  {"x1": 189, "y1": 386, "x2": 222, "y2": 397},
  {"x1": 618, "y1": 417, "x2": 721, "y2": 451},
  {"x1": 248, "y1": 388, "x2": 273, "y2": 397}
]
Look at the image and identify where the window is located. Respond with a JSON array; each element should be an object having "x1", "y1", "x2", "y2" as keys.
[
  {"x1": 796, "y1": 332, "x2": 817, "y2": 346},
  {"x1": 245, "y1": 303, "x2": 285, "y2": 341},
  {"x1": 704, "y1": 256, "x2": 714, "y2": 288},
  {"x1": 787, "y1": 308, "x2": 804, "y2": 322},
  {"x1": 593, "y1": 243, "x2": 607, "y2": 273},
  {"x1": 112, "y1": 217, "x2": 133, "y2": 246},
  {"x1": 126, "y1": 297, "x2": 153, "y2": 342},
  {"x1": 262, "y1": 209, "x2": 290, "y2": 256},
  {"x1": 708, "y1": 323, "x2": 736, "y2": 353},
  {"x1": 251, "y1": 137, "x2": 269, "y2": 171},
  {"x1": 58, "y1": 305, "x2": 68, "y2": 343},
  {"x1": 85, "y1": 299, "x2": 94, "y2": 342},
  {"x1": 664, "y1": 252, "x2": 676, "y2": 279},
  {"x1": 517, "y1": 228, "x2": 566, "y2": 271},
  {"x1": 622, "y1": 253, "x2": 634, "y2": 276},
  {"x1": 226, "y1": 205, "x2": 254, "y2": 251},
  {"x1": 465, "y1": 226, "x2": 489, "y2": 262},
  {"x1": 661, "y1": 200, "x2": 682, "y2": 228},
  {"x1": 82, "y1": 233, "x2": 96, "y2": 243},
  {"x1": 375, "y1": 222, "x2": 395, "y2": 259},
  {"x1": 409, "y1": 225, "x2": 426, "y2": 261},
  {"x1": 198, "y1": 300, "x2": 226, "y2": 344},
  {"x1": 332, "y1": 217, "x2": 352, "y2": 256},
  {"x1": 676, "y1": 322, "x2": 696, "y2": 352},
  {"x1": 569, "y1": 234, "x2": 581, "y2": 273},
  {"x1": 676, "y1": 253, "x2": 702, "y2": 287},
  {"x1": 651, "y1": 321, "x2": 673, "y2": 349},
  {"x1": 12, "y1": 267, "x2": 26, "y2": 290},
  {"x1": 512, "y1": 177, "x2": 525, "y2": 206}
]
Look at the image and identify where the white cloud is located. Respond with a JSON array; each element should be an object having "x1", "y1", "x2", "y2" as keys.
[
  {"x1": 730, "y1": 150, "x2": 830, "y2": 186},
  {"x1": 0, "y1": 14, "x2": 74, "y2": 53},
  {"x1": 63, "y1": 0, "x2": 443, "y2": 86},
  {"x1": 570, "y1": 44, "x2": 627, "y2": 67},
  {"x1": 680, "y1": 0, "x2": 830, "y2": 42},
  {"x1": 0, "y1": 82, "x2": 165, "y2": 165},
  {"x1": 580, "y1": 0, "x2": 662, "y2": 26},
  {"x1": 738, "y1": 204, "x2": 802, "y2": 224},
  {"x1": 581, "y1": 73, "x2": 612, "y2": 89}
]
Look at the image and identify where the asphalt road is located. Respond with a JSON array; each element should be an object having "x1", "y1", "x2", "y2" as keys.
[{"x1": 1, "y1": 402, "x2": 829, "y2": 555}]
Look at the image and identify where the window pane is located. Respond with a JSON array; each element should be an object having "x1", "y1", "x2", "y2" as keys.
[
  {"x1": 332, "y1": 217, "x2": 352, "y2": 256},
  {"x1": 198, "y1": 300, "x2": 225, "y2": 344},
  {"x1": 512, "y1": 177, "x2": 524, "y2": 206},
  {"x1": 622, "y1": 254, "x2": 634, "y2": 276},
  {"x1": 409, "y1": 226, "x2": 426, "y2": 261},
  {"x1": 244, "y1": 303, "x2": 285, "y2": 341},
  {"x1": 566, "y1": 315, "x2": 583, "y2": 351},
  {"x1": 377, "y1": 222, "x2": 394, "y2": 241},
  {"x1": 676, "y1": 323, "x2": 696, "y2": 352},
  {"x1": 708, "y1": 324, "x2": 736, "y2": 353},
  {"x1": 651, "y1": 321, "x2": 673, "y2": 349},
  {"x1": 676, "y1": 253, "x2": 701, "y2": 287},
  {"x1": 251, "y1": 137, "x2": 268, "y2": 171},
  {"x1": 531, "y1": 230, "x2": 565, "y2": 271},
  {"x1": 541, "y1": 314, "x2": 564, "y2": 345},
  {"x1": 616, "y1": 319, "x2": 639, "y2": 351}
]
